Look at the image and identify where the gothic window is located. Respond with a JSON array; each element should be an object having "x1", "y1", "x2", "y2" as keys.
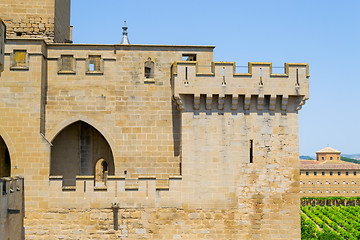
[
  {"x1": 0, "y1": 136, "x2": 10, "y2": 178},
  {"x1": 50, "y1": 121, "x2": 114, "y2": 186},
  {"x1": 144, "y1": 57, "x2": 154, "y2": 79}
]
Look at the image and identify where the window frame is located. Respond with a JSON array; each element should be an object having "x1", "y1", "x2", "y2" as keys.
[
  {"x1": 10, "y1": 49, "x2": 29, "y2": 70},
  {"x1": 86, "y1": 55, "x2": 104, "y2": 75},
  {"x1": 58, "y1": 55, "x2": 76, "y2": 74}
]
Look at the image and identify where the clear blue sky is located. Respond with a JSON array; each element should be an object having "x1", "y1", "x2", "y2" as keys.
[{"x1": 71, "y1": 0, "x2": 360, "y2": 156}]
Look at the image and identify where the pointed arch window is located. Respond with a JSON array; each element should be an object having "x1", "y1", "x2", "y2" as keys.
[{"x1": 50, "y1": 121, "x2": 114, "y2": 186}]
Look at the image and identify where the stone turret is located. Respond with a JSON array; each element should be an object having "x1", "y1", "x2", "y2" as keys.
[{"x1": 0, "y1": 0, "x2": 71, "y2": 43}]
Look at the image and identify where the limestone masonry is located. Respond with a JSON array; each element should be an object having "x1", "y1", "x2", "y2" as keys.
[{"x1": 0, "y1": 1, "x2": 309, "y2": 239}]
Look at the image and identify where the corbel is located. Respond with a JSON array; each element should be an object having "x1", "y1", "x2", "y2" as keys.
[
  {"x1": 218, "y1": 95, "x2": 225, "y2": 110},
  {"x1": 257, "y1": 94, "x2": 264, "y2": 111},
  {"x1": 296, "y1": 96, "x2": 308, "y2": 111},
  {"x1": 206, "y1": 95, "x2": 212, "y2": 110},
  {"x1": 269, "y1": 95, "x2": 276, "y2": 111},
  {"x1": 244, "y1": 95, "x2": 251, "y2": 110},
  {"x1": 194, "y1": 95, "x2": 200, "y2": 110},
  {"x1": 231, "y1": 95, "x2": 238, "y2": 110},
  {"x1": 173, "y1": 96, "x2": 184, "y2": 111},
  {"x1": 281, "y1": 95, "x2": 288, "y2": 111}
]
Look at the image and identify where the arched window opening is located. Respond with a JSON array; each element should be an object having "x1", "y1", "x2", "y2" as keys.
[
  {"x1": 0, "y1": 136, "x2": 10, "y2": 178},
  {"x1": 95, "y1": 158, "x2": 108, "y2": 187},
  {"x1": 144, "y1": 57, "x2": 154, "y2": 79},
  {"x1": 50, "y1": 121, "x2": 114, "y2": 186}
]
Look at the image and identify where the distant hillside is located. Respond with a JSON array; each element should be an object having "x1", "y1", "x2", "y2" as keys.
[
  {"x1": 342, "y1": 154, "x2": 360, "y2": 160},
  {"x1": 300, "y1": 155, "x2": 315, "y2": 160},
  {"x1": 341, "y1": 156, "x2": 360, "y2": 164}
]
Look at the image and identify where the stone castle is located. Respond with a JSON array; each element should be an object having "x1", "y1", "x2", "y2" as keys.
[{"x1": 0, "y1": 1, "x2": 309, "y2": 239}]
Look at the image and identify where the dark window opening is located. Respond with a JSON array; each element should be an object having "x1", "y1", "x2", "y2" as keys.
[
  {"x1": 346, "y1": 172, "x2": 349, "y2": 176},
  {"x1": 354, "y1": 172, "x2": 357, "y2": 176},
  {"x1": 0, "y1": 137, "x2": 11, "y2": 178},
  {"x1": 322, "y1": 172, "x2": 325, "y2": 176},
  {"x1": 144, "y1": 58, "x2": 154, "y2": 79},
  {"x1": 16, "y1": 32, "x2": 22, "y2": 37},
  {"x1": 61, "y1": 55, "x2": 73, "y2": 71},
  {"x1": 322, "y1": 157, "x2": 324, "y2": 160},
  {"x1": 249, "y1": 139, "x2": 253, "y2": 163},
  {"x1": 50, "y1": 121, "x2": 114, "y2": 186},
  {"x1": 314, "y1": 172, "x2": 317, "y2": 176},
  {"x1": 306, "y1": 172, "x2": 309, "y2": 176},
  {"x1": 222, "y1": 67, "x2": 226, "y2": 85},
  {"x1": 182, "y1": 54, "x2": 196, "y2": 61},
  {"x1": 330, "y1": 157, "x2": 333, "y2": 160},
  {"x1": 338, "y1": 172, "x2": 341, "y2": 176},
  {"x1": 330, "y1": 172, "x2": 333, "y2": 176}
]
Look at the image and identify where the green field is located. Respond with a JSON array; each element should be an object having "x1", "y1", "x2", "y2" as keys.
[{"x1": 301, "y1": 204, "x2": 360, "y2": 239}]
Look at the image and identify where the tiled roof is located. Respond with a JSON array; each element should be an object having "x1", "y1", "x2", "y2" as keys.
[
  {"x1": 300, "y1": 160, "x2": 360, "y2": 170},
  {"x1": 316, "y1": 146, "x2": 341, "y2": 154}
]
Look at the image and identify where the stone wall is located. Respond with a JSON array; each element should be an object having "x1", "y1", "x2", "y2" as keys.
[
  {"x1": 0, "y1": 177, "x2": 24, "y2": 240},
  {"x1": 25, "y1": 207, "x2": 295, "y2": 240},
  {"x1": 1, "y1": 38, "x2": 308, "y2": 239},
  {"x1": 0, "y1": 0, "x2": 70, "y2": 43}
]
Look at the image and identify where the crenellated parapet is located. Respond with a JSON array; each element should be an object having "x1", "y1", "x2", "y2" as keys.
[{"x1": 172, "y1": 61, "x2": 309, "y2": 111}]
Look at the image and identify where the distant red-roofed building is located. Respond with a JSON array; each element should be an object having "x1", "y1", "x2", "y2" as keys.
[{"x1": 300, "y1": 147, "x2": 360, "y2": 197}]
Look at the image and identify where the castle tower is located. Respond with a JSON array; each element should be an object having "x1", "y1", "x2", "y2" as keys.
[{"x1": 0, "y1": 0, "x2": 71, "y2": 43}]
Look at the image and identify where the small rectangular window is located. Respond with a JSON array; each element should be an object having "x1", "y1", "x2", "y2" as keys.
[
  {"x1": 338, "y1": 172, "x2": 341, "y2": 176},
  {"x1": 61, "y1": 55, "x2": 73, "y2": 71},
  {"x1": 354, "y1": 172, "x2": 357, "y2": 176},
  {"x1": 314, "y1": 172, "x2": 317, "y2": 176},
  {"x1": 249, "y1": 139, "x2": 253, "y2": 163},
  {"x1": 306, "y1": 172, "x2": 309, "y2": 176},
  {"x1": 182, "y1": 54, "x2": 196, "y2": 61},
  {"x1": 330, "y1": 172, "x2": 333, "y2": 176},
  {"x1": 14, "y1": 50, "x2": 26, "y2": 67},
  {"x1": 322, "y1": 172, "x2": 325, "y2": 176},
  {"x1": 11, "y1": 50, "x2": 28, "y2": 70},
  {"x1": 88, "y1": 55, "x2": 101, "y2": 72},
  {"x1": 346, "y1": 172, "x2": 349, "y2": 176}
]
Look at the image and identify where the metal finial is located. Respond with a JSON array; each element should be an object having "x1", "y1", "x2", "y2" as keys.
[{"x1": 120, "y1": 20, "x2": 130, "y2": 44}]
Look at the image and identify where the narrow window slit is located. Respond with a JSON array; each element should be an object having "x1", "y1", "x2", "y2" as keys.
[
  {"x1": 296, "y1": 69, "x2": 299, "y2": 86},
  {"x1": 222, "y1": 67, "x2": 226, "y2": 86},
  {"x1": 250, "y1": 139, "x2": 253, "y2": 163}
]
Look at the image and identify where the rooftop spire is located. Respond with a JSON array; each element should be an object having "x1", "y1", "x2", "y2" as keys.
[{"x1": 120, "y1": 21, "x2": 130, "y2": 45}]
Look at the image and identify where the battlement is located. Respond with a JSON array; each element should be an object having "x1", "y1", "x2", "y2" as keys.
[
  {"x1": 0, "y1": 176, "x2": 24, "y2": 240},
  {"x1": 48, "y1": 175, "x2": 183, "y2": 209},
  {"x1": 172, "y1": 61, "x2": 309, "y2": 111}
]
